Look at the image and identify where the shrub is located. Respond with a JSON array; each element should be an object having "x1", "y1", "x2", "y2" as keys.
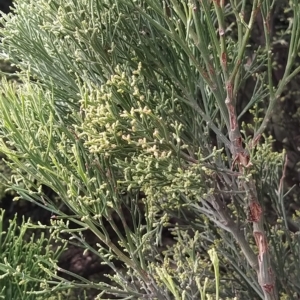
[{"x1": 1, "y1": 0, "x2": 300, "y2": 299}]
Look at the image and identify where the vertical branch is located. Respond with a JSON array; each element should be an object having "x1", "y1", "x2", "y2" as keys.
[
  {"x1": 215, "y1": 2, "x2": 278, "y2": 299},
  {"x1": 225, "y1": 93, "x2": 278, "y2": 299},
  {"x1": 243, "y1": 180, "x2": 277, "y2": 299},
  {"x1": 229, "y1": 0, "x2": 261, "y2": 85},
  {"x1": 213, "y1": 0, "x2": 229, "y2": 82}
]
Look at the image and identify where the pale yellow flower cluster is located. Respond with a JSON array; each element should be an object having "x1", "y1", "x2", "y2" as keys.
[{"x1": 77, "y1": 62, "x2": 210, "y2": 206}]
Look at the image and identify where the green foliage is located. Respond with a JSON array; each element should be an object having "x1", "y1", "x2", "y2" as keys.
[
  {"x1": 0, "y1": 209, "x2": 68, "y2": 299},
  {"x1": 0, "y1": 58, "x2": 18, "y2": 200},
  {"x1": 0, "y1": 0, "x2": 300, "y2": 299}
]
